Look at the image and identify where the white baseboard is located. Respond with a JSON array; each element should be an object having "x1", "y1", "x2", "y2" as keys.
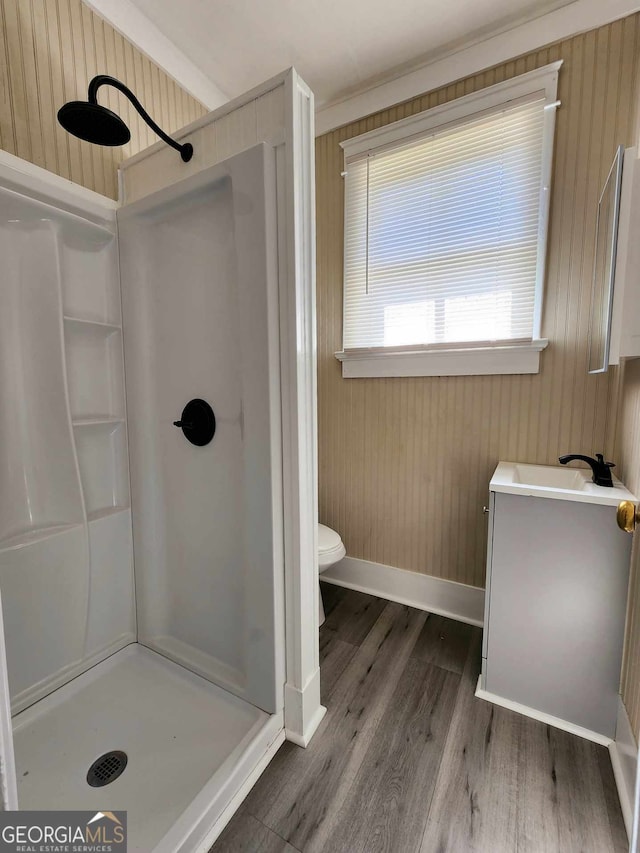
[
  {"x1": 610, "y1": 696, "x2": 638, "y2": 842},
  {"x1": 474, "y1": 676, "x2": 612, "y2": 746},
  {"x1": 321, "y1": 556, "x2": 485, "y2": 626},
  {"x1": 284, "y1": 667, "x2": 327, "y2": 747}
]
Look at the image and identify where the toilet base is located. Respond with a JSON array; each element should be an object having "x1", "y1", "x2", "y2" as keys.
[{"x1": 317, "y1": 524, "x2": 346, "y2": 629}]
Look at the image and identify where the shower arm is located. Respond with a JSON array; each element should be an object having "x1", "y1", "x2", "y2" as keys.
[{"x1": 87, "y1": 75, "x2": 193, "y2": 162}]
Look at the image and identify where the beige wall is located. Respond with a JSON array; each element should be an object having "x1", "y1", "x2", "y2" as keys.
[
  {"x1": 316, "y1": 15, "x2": 640, "y2": 589},
  {"x1": 0, "y1": 0, "x2": 206, "y2": 199}
]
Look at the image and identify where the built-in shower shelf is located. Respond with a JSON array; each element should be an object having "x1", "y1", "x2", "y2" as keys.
[
  {"x1": 0, "y1": 523, "x2": 83, "y2": 552},
  {"x1": 64, "y1": 319, "x2": 125, "y2": 421},
  {"x1": 87, "y1": 506, "x2": 129, "y2": 523},
  {"x1": 0, "y1": 184, "x2": 115, "y2": 244},
  {"x1": 73, "y1": 417, "x2": 124, "y2": 429},
  {"x1": 58, "y1": 214, "x2": 115, "y2": 245},
  {"x1": 63, "y1": 316, "x2": 121, "y2": 334}
]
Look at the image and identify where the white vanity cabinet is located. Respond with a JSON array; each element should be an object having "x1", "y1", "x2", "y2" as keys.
[{"x1": 478, "y1": 461, "x2": 636, "y2": 740}]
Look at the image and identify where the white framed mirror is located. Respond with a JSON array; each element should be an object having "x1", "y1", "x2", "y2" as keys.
[{"x1": 588, "y1": 144, "x2": 624, "y2": 374}]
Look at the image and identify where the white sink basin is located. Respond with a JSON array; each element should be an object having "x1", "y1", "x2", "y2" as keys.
[
  {"x1": 491, "y1": 461, "x2": 637, "y2": 506},
  {"x1": 512, "y1": 463, "x2": 587, "y2": 491}
]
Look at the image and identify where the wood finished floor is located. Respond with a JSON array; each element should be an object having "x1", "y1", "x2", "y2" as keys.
[{"x1": 211, "y1": 584, "x2": 627, "y2": 853}]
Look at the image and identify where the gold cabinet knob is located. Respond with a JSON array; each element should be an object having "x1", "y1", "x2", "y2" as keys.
[{"x1": 617, "y1": 500, "x2": 639, "y2": 533}]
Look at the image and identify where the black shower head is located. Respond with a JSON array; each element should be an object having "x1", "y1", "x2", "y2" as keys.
[
  {"x1": 57, "y1": 101, "x2": 131, "y2": 147},
  {"x1": 57, "y1": 75, "x2": 193, "y2": 162}
]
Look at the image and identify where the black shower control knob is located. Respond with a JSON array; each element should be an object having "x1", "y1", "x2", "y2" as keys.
[{"x1": 173, "y1": 399, "x2": 216, "y2": 446}]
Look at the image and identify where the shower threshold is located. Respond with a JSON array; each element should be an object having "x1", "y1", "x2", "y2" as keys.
[{"x1": 12, "y1": 644, "x2": 284, "y2": 852}]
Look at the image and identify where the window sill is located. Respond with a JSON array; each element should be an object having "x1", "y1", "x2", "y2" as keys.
[{"x1": 335, "y1": 340, "x2": 549, "y2": 378}]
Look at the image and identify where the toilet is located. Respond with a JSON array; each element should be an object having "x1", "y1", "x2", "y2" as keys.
[{"x1": 318, "y1": 523, "x2": 346, "y2": 625}]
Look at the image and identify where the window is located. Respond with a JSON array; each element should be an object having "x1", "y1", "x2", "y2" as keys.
[{"x1": 336, "y1": 62, "x2": 561, "y2": 378}]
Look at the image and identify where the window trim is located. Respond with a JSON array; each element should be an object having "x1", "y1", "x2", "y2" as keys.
[
  {"x1": 336, "y1": 339, "x2": 549, "y2": 378},
  {"x1": 336, "y1": 61, "x2": 562, "y2": 378}
]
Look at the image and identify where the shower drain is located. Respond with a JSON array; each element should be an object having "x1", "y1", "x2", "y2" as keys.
[{"x1": 86, "y1": 750, "x2": 128, "y2": 787}]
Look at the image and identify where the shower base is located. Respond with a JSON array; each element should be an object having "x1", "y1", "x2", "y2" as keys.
[{"x1": 12, "y1": 644, "x2": 282, "y2": 852}]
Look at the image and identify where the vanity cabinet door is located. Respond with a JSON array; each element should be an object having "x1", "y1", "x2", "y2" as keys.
[{"x1": 483, "y1": 492, "x2": 630, "y2": 738}]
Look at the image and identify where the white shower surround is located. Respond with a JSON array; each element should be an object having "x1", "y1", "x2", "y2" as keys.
[
  {"x1": 12, "y1": 645, "x2": 277, "y2": 852},
  {"x1": 0, "y1": 67, "x2": 321, "y2": 850},
  {"x1": 119, "y1": 67, "x2": 324, "y2": 748},
  {"x1": 118, "y1": 143, "x2": 283, "y2": 713},
  {"x1": 0, "y1": 173, "x2": 135, "y2": 716}
]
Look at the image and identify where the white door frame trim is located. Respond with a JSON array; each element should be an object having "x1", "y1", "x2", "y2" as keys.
[{"x1": 280, "y1": 70, "x2": 326, "y2": 744}]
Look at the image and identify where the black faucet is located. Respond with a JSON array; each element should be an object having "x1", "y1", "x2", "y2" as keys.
[{"x1": 558, "y1": 453, "x2": 615, "y2": 487}]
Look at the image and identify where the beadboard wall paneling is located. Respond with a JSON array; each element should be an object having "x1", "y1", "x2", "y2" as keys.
[
  {"x1": 316, "y1": 15, "x2": 640, "y2": 589},
  {"x1": 120, "y1": 82, "x2": 287, "y2": 203},
  {"x1": 0, "y1": 0, "x2": 206, "y2": 199},
  {"x1": 619, "y1": 359, "x2": 640, "y2": 740}
]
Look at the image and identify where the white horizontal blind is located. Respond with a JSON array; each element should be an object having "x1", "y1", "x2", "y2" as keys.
[{"x1": 343, "y1": 97, "x2": 547, "y2": 351}]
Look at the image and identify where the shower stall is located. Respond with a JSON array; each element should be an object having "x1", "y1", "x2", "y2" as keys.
[{"x1": 0, "y1": 70, "x2": 320, "y2": 852}]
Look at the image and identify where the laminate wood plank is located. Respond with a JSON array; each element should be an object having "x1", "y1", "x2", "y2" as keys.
[
  {"x1": 215, "y1": 591, "x2": 627, "y2": 853},
  {"x1": 419, "y1": 629, "x2": 521, "y2": 853},
  {"x1": 243, "y1": 602, "x2": 427, "y2": 852},
  {"x1": 211, "y1": 812, "x2": 298, "y2": 853},
  {"x1": 320, "y1": 587, "x2": 387, "y2": 646},
  {"x1": 410, "y1": 613, "x2": 473, "y2": 674},
  {"x1": 516, "y1": 719, "x2": 626, "y2": 853},
  {"x1": 318, "y1": 633, "x2": 357, "y2": 704},
  {"x1": 319, "y1": 581, "x2": 346, "y2": 620},
  {"x1": 323, "y1": 658, "x2": 460, "y2": 853},
  {"x1": 515, "y1": 682, "x2": 627, "y2": 852},
  {"x1": 549, "y1": 727, "x2": 627, "y2": 853},
  {"x1": 421, "y1": 627, "x2": 627, "y2": 853},
  {"x1": 515, "y1": 720, "x2": 562, "y2": 852}
]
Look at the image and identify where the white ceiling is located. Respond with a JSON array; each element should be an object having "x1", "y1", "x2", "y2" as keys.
[{"x1": 122, "y1": 0, "x2": 579, "y2": 108}]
